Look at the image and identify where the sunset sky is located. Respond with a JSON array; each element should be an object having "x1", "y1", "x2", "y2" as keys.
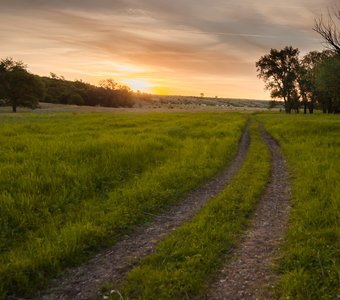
[{"x1": 0, "y1": 0, "x2": 336, "y2": 99}]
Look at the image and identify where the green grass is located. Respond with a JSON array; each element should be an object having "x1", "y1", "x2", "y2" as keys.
[
  {"x1": 113, "y1": 122, "x2": 271, "y2": 299},
  {"x1": 260, "y1": 114, "x2": 340, "y2": 299},
  {"x1": 0, "y1": 112, "x2": 246, "y2": 298},
  {"x1": 3, "y1": 111, "x2": 337, "y2": 299}
]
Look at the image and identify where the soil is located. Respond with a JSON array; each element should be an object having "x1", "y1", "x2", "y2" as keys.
[
  {"x1": 38, "y1": 127, "x2": 250, "y2": 300},
  {"x1": 205, "y1": 127, "x2": 291, "y2": 300}
]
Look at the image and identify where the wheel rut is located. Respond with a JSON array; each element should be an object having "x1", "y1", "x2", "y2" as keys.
[
  {"x1": 206, "y1": 127, "x2": 291, "y2": 300},
  {"x1": 39, "y1": 126, "x2": 250, "y2": 300}
]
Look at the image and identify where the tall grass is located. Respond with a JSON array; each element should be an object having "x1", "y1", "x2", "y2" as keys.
[
  {"x1": 260, "y1": 114, "x2": 340, "y2": 299},
  {"x1": 0, "y1": 112, "x2": 246, "y2": 298},
  {"x1": 113, "y1": 122, "x2": 271, "y2": 299}
]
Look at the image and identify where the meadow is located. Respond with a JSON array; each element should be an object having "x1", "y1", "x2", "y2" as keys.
[
  {"x1": 259, "y1": 114, "x2": 340, "y2": 299},
  {"x1": 0, "y1": 112, "x2": 246, "y2": 298},
  {"x1": 0, "y1": 111, "x2": 339, "y2": 299},
  {"x1": 111, "y1": 121, "x2": 271, "y2": 299},
  {"x1": 106, "y1": 114, "x2": 339, "y2": 299}
]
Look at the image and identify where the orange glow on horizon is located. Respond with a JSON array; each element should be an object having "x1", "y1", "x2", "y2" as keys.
[
  {"x1": 151, "y1": 86, "x2": 169, "y2": 95},
  {"x1": 0, "y1": 0, "x2": 326, "y2": 102},
  {"x1": 122, "y1": 79, "x2": 154, "y2": 93}
]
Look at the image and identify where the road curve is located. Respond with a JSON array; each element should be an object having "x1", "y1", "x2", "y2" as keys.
[
  {"x1": 206, "y1": 127, "x2": 291, "y2": 300},
  {"x1": 39, "y1": 125, "x2": 251, "y2": 300}
]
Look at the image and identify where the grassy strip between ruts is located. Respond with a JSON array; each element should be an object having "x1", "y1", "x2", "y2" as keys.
[
  {"x1": 110, "y1": 121, "x2": 271, "y2": 299},
  {"x1": 0, "y1": 112, "x2": 246, "y2": 298},
  {"x1": 260, "y1": 114, "x2": 340, "y2": 299}
]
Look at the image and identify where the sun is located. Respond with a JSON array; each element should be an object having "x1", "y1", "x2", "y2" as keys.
[{"x1": 123, "y1": 79, "x2": 153, "y2": 93}]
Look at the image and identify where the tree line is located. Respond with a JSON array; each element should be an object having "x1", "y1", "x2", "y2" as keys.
[
  {"x1": 0, "y1": 59, "x2": 135, "y2": 112},
  {"x1": 43, "y1": 75, "x2": 135, "y2": 108},
  {"x1": 256, "y1": 8, "x2": 340, "y2": 113}
]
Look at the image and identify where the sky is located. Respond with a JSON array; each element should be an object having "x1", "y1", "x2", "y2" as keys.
[{"x1": 0, "y1": 0, "x2": 336, "y2": 99}]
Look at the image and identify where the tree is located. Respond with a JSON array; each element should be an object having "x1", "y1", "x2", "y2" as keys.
[
  {"x1": 0, "y1": 58, "x2": 45, "y2": 112},
  {"x1": 297, "y1": 50, "x2": 334, "y2": 114},
  {"x1": 67, "y1": 93, "x2": 84, "y2": 105},
  {"x1": 296, "y1": 62, "x2": 311, "y2": 114},
  {"x1": 99, "y1": 78, "x2": 118, "y2": 90},
  {"x1": 315, "y1": 55, "x2": 340, "y2": 113},
  {"x1": 256, "y1": 46, "x2": 300, "y2": 113},
  {"x1": 313, "y1": 8, "x2": 340, "y2": 54},
  {"x1": 98, "y1": 78, "x2": 134, "y2": 107}
]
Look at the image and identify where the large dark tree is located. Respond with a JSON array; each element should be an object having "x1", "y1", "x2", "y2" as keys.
[
  {"x1": 297, "y1": 50, "x2": 334, "y2": 114},
  {"x1": 315, "y1": 55, "x2": 340, "y2": 113},
  {"x1": 313, "y1": 8, "x2": 340, "y2": 54},
  {"x1": 0, "y1": 58, "x2": 45, "y2": 112},
  {"x1": 256, "y1": 46, "x2": 300, "y2": 113}
]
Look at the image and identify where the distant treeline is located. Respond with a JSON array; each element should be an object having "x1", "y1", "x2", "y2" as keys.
[
  {"x1": 41, "y1": 74, "x2": 135, "y2": 108},
  {"x1": 0, "y1": 57, "x2": 146, "y2": 112}
]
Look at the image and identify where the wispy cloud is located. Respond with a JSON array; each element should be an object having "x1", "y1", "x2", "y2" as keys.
[{"x1": 0, "y1": 0, "x2": 335, "y2": 99}]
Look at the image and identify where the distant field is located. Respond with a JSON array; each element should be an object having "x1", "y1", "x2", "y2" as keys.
[
  {"x1": 146, "y1": 95, "x2": 273, "y2": 111},
  {"x1": 0, "y1": 112, "x2": 246, "y2": 297},
  {"x1": 0, "y1": 96, "x2": 274, "y2": 114}
]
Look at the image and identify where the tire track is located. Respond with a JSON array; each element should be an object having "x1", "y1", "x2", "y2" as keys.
[
  {"x1": 39, "y1": 126, "x2": 250, "y2": 300},
  {"x1": 206, "y1": 127, "x2": 290, "y2": 300}
]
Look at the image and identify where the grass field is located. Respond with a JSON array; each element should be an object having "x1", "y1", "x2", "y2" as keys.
[
  {"x1": 0, "y1": 112, "x2": 246, "y2": 298},
  {"x1": 111, "y1": 121, "x2": 270, "y2": 299},
  {"x1": 0, "y1": 111, "x2": 339, "y2": 299},
  {"x1": 260, "y1": 114, "x2": 340, "y2": 299}
]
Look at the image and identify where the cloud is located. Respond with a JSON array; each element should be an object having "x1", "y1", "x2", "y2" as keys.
[{"x1": 0, "y1": 0, "x2": 334, "y2": 99}]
